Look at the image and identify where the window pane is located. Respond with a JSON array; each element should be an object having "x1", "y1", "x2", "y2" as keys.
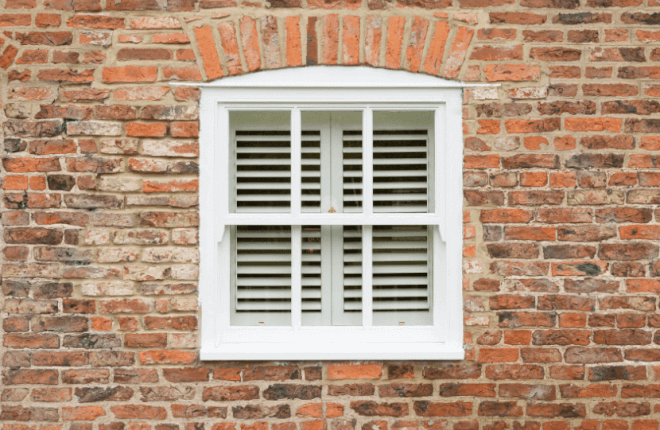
[
  {"x1": 301, "y1": 225, "x2": 322, "y2": 325},
  {"x1": 229, "y1": 111, "x2": 291, "y2": 214},
  {"x1": 301, "y1": 224, "x2": 363, "y2": 326},
  {"x1": 372, "y1": 225, "x2": 432, "y2": 326},
  {"x1": 339, "y1": 225, "x2": 363, "y2": 325},
  {"x1": 231, "y1": 225, "x2": 291, "y2": 326},
  {"x1": 372, "y1": 111, "x2": 434, "y2": 213},
  {"x1": 301, "y1": 111, "x2": 362, "y2": 214}
]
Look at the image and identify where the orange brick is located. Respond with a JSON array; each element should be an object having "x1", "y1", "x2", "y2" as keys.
[
  {"x1": 385, "y1": 16, "x2": 405, "y2": 70},
  {"x1": 193, "y1": 26, "x2": 223, "y2": 80},
  {"x1": 342, "y1": 15, "x2": 360, "y2": 66},
  {"x1": 328, "y1": 363, "x2": 383, "y2": 380},
  {"x1": 285, "y1": 16, "x2": 302, "y2": 67},
  {"x1": 3, "y1": 175, "x2": 28, "y2": 190}
]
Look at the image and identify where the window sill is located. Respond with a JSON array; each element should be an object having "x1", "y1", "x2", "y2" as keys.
[{"x1": 201, "y1": 343, "x2": 465, "y2": 361}]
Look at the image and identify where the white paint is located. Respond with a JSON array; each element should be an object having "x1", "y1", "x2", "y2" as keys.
[
  {"x1": 199, "y1": 66, "x2": 465, "y2": 360},
  {"x1": 173, "y1": 65, "x2": 498, "y2": 88}
]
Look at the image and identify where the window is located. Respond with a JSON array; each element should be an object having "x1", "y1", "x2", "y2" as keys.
[{"x1": 196, "y1": 67, "x2": 466, "y2": 360}]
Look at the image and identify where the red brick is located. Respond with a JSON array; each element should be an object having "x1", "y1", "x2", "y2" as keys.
[
  {"x1": 261, "y1": 16, "x2": 282, "y2": 69},
  {"x1": 477, "y1": 348, "x2": 519, "y2": 363},
  {"x1": 491, "y1": 12, "x2": 546, "y2": 24},
  {"x1": 385, "y1": 16, "x2": 404, "y2": 70},
  {"x1": 102, "y1": 66, "x2": 157, "y2": 83},
  {"x1": 477, "y1": 401, "x2": 523, "y2": 417},
  {"x1": 329, "y1": 363, "x2": 383, "y2": 380},
  {"x1": 424, "y1": 21, "x2": 449, "y2": 75},
  {"x1": 138, "y1": 349, "x2": 196, "y2": 365},
  {"x1": 285, "y1": 16, "x2": 302, "y2": 67},
  {"x1": 443, "y1": 27, "x2": 473, "y2": 79},
  {"x1": 126, "y1": 123, "x2": 167, "y2": 137},
  {"x1": 36, "y1": 13, "x2": 61, "y2": 27},
  {"x1": 413, "y1": 401, "x2": 472, "y2": 417},
  {"x1": 67, "y1": 15, "x2": 124, "y2": 29},
  {"x1": 193, "y1": 26, "x2": 223, "y2": 80},
  {"x1": 241, "y1": 16, "x2": 260, "y2": 71},
  {"x1": 111, "y1": 405, "x2": 167, "y2": 420},
  {"x1": 480, "y1": 209, "x2": 533, "y2": 223},
  {"x1": 343, "y1": 15, "x2": 360, "y2": 66},
  {"x1": 364, "y1": 15, "x2": 378, "y2": 67}
]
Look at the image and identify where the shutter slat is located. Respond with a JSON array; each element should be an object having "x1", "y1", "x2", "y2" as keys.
[
  {"x1": 237, "y1": 278, "x2": 292, "y2": 287},
  {"x1": 344, "y1": 288, "x2": 428, "y2": 298},
  {"x1": 373, "y1": 158, "x2": 428, "y2": 165},
  {"x1": 344, "y1": 146, "x2": 426, "y2": 153},
  {"x1": 237, "y1": 159, "x2": 298, "y2": 166},
  {"x1": 233, "y1": 130, "x2": 292, "y2": 316},
  {"x1": 236, "y1": 266, "x2": 321, "y2": 275},
  {"x1": 237, "y1": 290, "x2": 322, "y2": 299},
  {"x1": 344, "y1": 182, "x2": 427, "y2": 189},
  {"x1": 344, "y1": 241, "x2": 427, "y2": 250},
  {"x1": 373, "y1": 300, "x2": 429, "y2": 310},
  {"x1": 237, "y1": 195, "x2": 291, "y2": 201}
]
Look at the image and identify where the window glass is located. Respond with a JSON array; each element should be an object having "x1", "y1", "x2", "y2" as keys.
[
  {"x1": 229, "y1": 111, "x2": 291, "y2": 214},
  {"x1": 372, "y1": 111, "x2": 434, "y2": 213},
  {"x1": 372, "y1": 225, "x2": 433, "y2": 326},
  {"x1": 231, "y1": 225, "x2": 291, "y2": 326},
  {"x1": 230, "y1": 111, "x2": 291, "y2": 326}
]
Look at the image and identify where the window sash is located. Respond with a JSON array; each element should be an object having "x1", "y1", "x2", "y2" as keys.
[
  {"x1": 223, "y1": 107, "x2": 442, "y2": 329},
  {"x1": 200, "y1": 87, "x2": 464, "y2": 360}
]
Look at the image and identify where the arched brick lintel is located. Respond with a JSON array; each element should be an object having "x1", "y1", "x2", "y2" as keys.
[{"x1": 189, "y1": 15, "x2": 475, "y2": 83}]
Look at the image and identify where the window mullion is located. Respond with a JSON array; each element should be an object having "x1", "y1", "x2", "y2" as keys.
[
  {"x1": 320, "y1": 113, "x2": 333, "y2": 326},
  {"x1": 362, "y1": 108, "x2": 373, "y2": 328},
  {"x1": 291, "y1": 108, "x2": 302, "y2": 328},
  {"x1": 291, "y1": 108, "x2": 302, "y2": 215}
]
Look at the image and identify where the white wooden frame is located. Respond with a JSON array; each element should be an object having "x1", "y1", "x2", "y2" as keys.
[{"x1": 197, "y1": 67, "x2": 469, "y2": 360}]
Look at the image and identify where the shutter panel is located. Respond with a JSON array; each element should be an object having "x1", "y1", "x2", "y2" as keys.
[
  {"x1": 301, "y1": 132, "x2": 324, "y2": 322},
  {"x1": 231, "y1": 113, "x2": 293, "y2": 325},
  {"x1": 234, "y1": 224, "x2": 292, "y2": 324},
  {"x1": 372, "y1": 224, "x2": 432, "y2": 325},
  {"x1": 301, "y1": 130, "x2": 323, "y2": 325},
  {"x1": 340, "y1": 123, "x2": 434, "y2": 326},
  {"x1": 373, "y1": 129, "x2": 430, "y2": 213},
  {"x1": 342, "y1": 130, "x2": 363, "y2": 213},
  {"x1": 372, "y1": 122, "x2": 433, "y2": 325},
  {"x1": 331, "y1": 115, "x2": 363, "y2": 325},
  {"x1": 234, "y1": 130, "x2": 291, "y2": 214},
  {"x1": 231, "y1": 117, "x2": 325, "y2": 325},
  {"x1": 302, "y1": 131, "x2": 322, "y2": 213},
  {"x1": 336, "y1": 129, "x2": 363, "y2": 324}
]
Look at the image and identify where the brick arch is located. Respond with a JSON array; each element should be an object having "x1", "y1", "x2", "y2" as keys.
[{"x1": 188, "y1": 14, "x2": 474, "y2": 82}]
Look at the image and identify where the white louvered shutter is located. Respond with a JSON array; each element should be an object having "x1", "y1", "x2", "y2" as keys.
[
  {"x1": 230, "y1": 112, "x2": 292, "y2": 326},
  {"x1": 230, "y1": 111, "x2": 433, "y2": 327},
  {"x1": 341, "y1": 112, "x2": 434, "y2": 326},
  {"x1": 300, "y1": 125, "x2": 324, "y2": 325}
]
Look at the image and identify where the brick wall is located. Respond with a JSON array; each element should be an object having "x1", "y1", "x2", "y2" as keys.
[{"x1": 2, "y1": 0, "x2": 660, "y2": 429}]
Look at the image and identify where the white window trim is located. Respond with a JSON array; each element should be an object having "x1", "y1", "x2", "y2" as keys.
[{"x1": 197, "y1": 67, "x2": 480, "y2": 361}]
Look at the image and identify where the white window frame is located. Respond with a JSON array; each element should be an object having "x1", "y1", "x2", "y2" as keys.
[{"x1": 195, "y1": 67, "x2": 478, "y2": 361}]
